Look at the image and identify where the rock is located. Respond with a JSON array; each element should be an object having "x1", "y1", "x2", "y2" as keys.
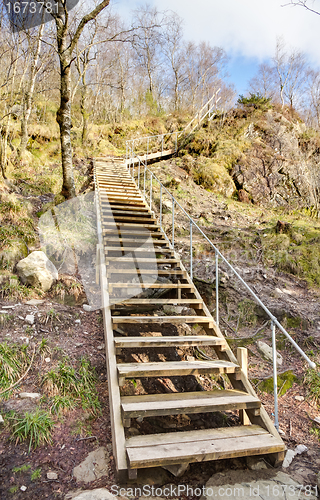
[
  {"x1": 313, "y1": 416, "x2": 320, "y2": 425},
  {"x1": 25, "y1": 314, "x2": 35, "y2": 325},
  {"x1": 83, "y1": 304, "x2": 93, "y2": 312},
  {"x1": 97, "y1": 345, "x2": 105, "y2": 350},
  {"x1": 257, "y1": 341, "x2": 283, "y2": 365},
  {"x1": 75, "y1": 319, "x2": 81, "y2": 324},
  {"x1": 47, "y1": 471, "x2": 58, "y2": 480},
  {"x1": 278, "y1": 428, "x2": 285, "y2": 436},
  {"x1": 295, "y1": 444, "x2": 308, "y2": 455},
  {"x1": 0, "y1": 415, "x2": 4, "y2": 425},
  {"x1": 162, "y1": 200, "x2": 173, "y2": 211},
  {"x1": 45, "y1": 357, "x2": 51, "y2": 363},
  {"x1": 65, "y1": 489, "x2": 116, "y2": 500},
  {"x1": 282, "y1": 449, "x2": 296, "y2": 468},
  {"x1": 20, "y1": 486, "x2": 27, "y2": 492},
  {"x1": 317, "y1": 472, "x2": 320, "y2": 491},
  {"x1": 18, "y1": 392, "x2": 41, "y2": 399},
  {"x1": 238, "y1": 189, "x2": 251, "y2": 203},
  {"x1": 246, "y1": 457, "x2": 267, "y2": 470},
  {"x1": 26, "y1": 299, "x2": 45, "y2": 305},
  {"x1": 201, "y1": 471, "x2": 317, "y2": 500},
  {"x1": 295, "y1": 395, "x2": 304, "y2": 402},
  {"x1": 16, "y1": 251, "x2": 58, "y2": 291},
  {"x1": 73, "y1": 447, "x2": 110, "y2": 483},
  {"x1": 162, "y1": 462, "x2": 189, "y2": 477}
]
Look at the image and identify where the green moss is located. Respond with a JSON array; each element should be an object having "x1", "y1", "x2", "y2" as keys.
[{"x1": 256, "y1": 370, "x2": 298, "y2": 396}]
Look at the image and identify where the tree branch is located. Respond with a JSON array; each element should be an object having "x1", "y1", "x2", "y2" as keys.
[{"x1": 70, "y1": 0, "x2": 111, "y2": 54}]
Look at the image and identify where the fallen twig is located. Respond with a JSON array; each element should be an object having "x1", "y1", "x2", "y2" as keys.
[{"x1": 76, "y1": 436, "x2": 98, "y2": 442}]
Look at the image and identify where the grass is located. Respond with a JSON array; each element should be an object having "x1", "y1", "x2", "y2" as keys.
[
  {"x1": 304, "y1": 367, "x2": 320, "y2": 405},
  {"x1": 0, "y1": 278, "x2": 32, "y2": 300},
  {"x1": 42, "y1": 357, "x2": 101, "y2": 414},
  {"x1": 0, "y1": 342, "x2": 30, "y2": 395},
  {"x1": 31, "y1": 468, "x2": 42, "y2": 481},
  {"x1": 9, "y1": 410, "x2": 54, "y2": 452},
  {"x1": 12, "y1": 464, "x2": 31, "y2": 473}
]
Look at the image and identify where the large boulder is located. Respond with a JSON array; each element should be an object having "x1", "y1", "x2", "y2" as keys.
[{"x1": 16, "y1": 251, "x2": 58, "y2": 291}]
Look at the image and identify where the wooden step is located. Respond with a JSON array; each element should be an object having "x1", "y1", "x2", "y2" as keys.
[
  {"x1": 101, "y1": 204, "x2": 148, "y2": 212},
  {"x1": 104, "y1": 238, "x2": 168, "y2": 246},
  {"x1": 105, "y1": 258, "x2": 179, "y2": 264},
  {"x1": 112, "y1": 315, "x2": 214, "y2": 327},
  {"x1": 102, "y1": 209, "x2": 152, "y2": 216},
  {"x1": 110, "y1": 283, "x2": 193, "y2": 290},
  {"x1": 121, "y1": 390, "x2": 261, "y2": 422},
  {"x1": 126, "y1": 425, "x2": 284, "y2": 469},
  {"x1": 102, "y1": 223, "x2": 161, "y2": 230},
  {"x1": 111, "y1": 299, "x2": 203, "y2": 308},
  {"x1": 103, "y1": 230, "x2": 162, "y2": 237},
  {"x1": 108, "y1": 269, "x2": 186, "y2": 276},
  {"x1": 103, "y1": 216, "x2": 157, "y2": 223},
  {"x1": 104, "y1": 246, "x2": 173, "y2": 254},
  {"x1": 115, "y1": 335, "x2": 225, "y2": 349},
  {"x1": 117, "y1": 360, "x2": 240, "y2": 384}
]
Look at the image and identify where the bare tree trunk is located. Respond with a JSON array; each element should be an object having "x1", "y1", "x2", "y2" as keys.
[
  {"x1": 80, "y1": 73, "x2": 88, "y2": 145},
  {"x1": 18, "y1": 24, "x2": 44, "y2": 158},
  {"x1": 56, "y1": 53, "x2": 76, "y2": 199}
]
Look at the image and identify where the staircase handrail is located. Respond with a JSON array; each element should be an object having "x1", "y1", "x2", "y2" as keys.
[{"x1": 126, "y1": 150, "x2": 316, "y2": 431}]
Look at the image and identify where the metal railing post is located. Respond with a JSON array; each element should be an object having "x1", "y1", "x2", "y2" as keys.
[
  {"x1": 272, "y1": 321, "x2": 279, "y2": 431},
  {"x1": 172, "y1": 196, "x2": 175, "y2": 248},
  {"x1": 160, "y1": 184, "x2": 163, "y2": 229},
  {"x1": 175, "y1": 132, "x2": 178, "y2": 153},
  {"x1": 147, "y1": 138, "x2": 149, "y2": 163},
  {"x1": 161, "y1": 135, "x2": 164, "y2": 157},
  {"x1": 138, "y1": 160, "x2": 141, "y2": 189},
  {"x1": 215, "y1": 250, "x2": 219, "y2": 327},
  {"x1": 150, "y1": 172, "x2": 153, "y2": 210},
  {"x1": 143, "y1": 165, "x2": 146, "y2": 200},
  {"x1": 190, "y1": 220, "x2": 193, "y2": 281},
  {"x1": 126, "y1": 142, "x2": 128, "y2": 164}
]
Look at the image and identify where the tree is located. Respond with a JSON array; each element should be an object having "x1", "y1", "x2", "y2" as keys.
[
  {"x1": 51, "y1": 0, "x2": 111, "y2": 199},
  {"x1": 273, "y1": 37, "x2": 307, "y2": 108},
  {"x1": 284, "y1": 0, "x2": 320, "y2": 15},
  {"x1": 18, "y1": 23, "x2": 44, "y2": 158},
  {"x1": 248, "y1": 63, "x2": 277, "y2": 100}
]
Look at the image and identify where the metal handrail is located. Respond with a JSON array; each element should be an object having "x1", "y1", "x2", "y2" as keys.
[{"x1": 125, "y1": 149, "x2": 316, "y2": 431}]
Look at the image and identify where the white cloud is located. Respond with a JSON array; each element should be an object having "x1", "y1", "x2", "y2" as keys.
[{"x1": 112, "y1": 0, "x2": 320, "y2": 66}]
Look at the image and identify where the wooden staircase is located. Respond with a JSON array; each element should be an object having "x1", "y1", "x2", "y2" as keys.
[{"x1": 95, "y1": 157, "x2": 285, "y2": 480}]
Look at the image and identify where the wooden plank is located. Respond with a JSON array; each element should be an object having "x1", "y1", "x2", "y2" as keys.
[
  {"x1": 105, "y1": 258, "x2": 179, "y2": 263},
  {"x1": 111, "y1": 298, "x2": 202, "y2": 307},
  {"x1": 117, "y1": 360, "x2": 240, "y2": 380},
  {"x1": 112, "y1": 315, "x2": 213, "y2": 326},
  {"x1": 121, "y1": 390, "x2": 260, "y2": 419},
  {"x1": 107, "y1": 269, "x2": 186, "y2": 276},
  {"x1": 237, "y1": 348, "x2": 250, "y2": 425},
  {"x1": 101, "y1": 204, "x2": 150, "y2": 212},
  {"x1": 104, "y1": 238, "x2": 168, "y2": 246},
  {"x1": 103, "y1": 232, "x2": 162, "y2": 238},
  {"x1": 103, "y1": 216, "x2": 157, "y2": 223},
  {"x1": 127, "y1": 424, "x2": 268, "y2": 448},
  {"x1": 102, "y1": 223, "x2": 161, "y2": 230},
  {"x1": 110, "y1": 283, "x2": 193, "y2": 290},
  {"x1": 104, "y1": 246, "x2": 173, "y2": 254},
  {"x1": 95, "y1": 213, "x2": 127, "y2": 476},
  {"x1": 115, "y1": 335, "x2": 225, "y2": 348},
  {"x1": 102, "y1": 210, "x2": 152, "y2": 216},
  {"x1": 126, "y1": 429, "x2": 284, "y2": 468}
]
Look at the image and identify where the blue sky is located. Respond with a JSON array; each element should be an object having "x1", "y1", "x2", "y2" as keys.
[{"x1": 111, "y1": 0, "x2": 320, "y2": 96}]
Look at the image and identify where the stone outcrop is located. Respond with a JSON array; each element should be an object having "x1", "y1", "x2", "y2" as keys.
[{"x1": 16, "y1": 251, "x2": 58, "y2": 291}]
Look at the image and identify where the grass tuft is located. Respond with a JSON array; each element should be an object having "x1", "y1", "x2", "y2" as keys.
[{"x1": 9, "y1": 410, "x2": 54, "y2": 452}]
